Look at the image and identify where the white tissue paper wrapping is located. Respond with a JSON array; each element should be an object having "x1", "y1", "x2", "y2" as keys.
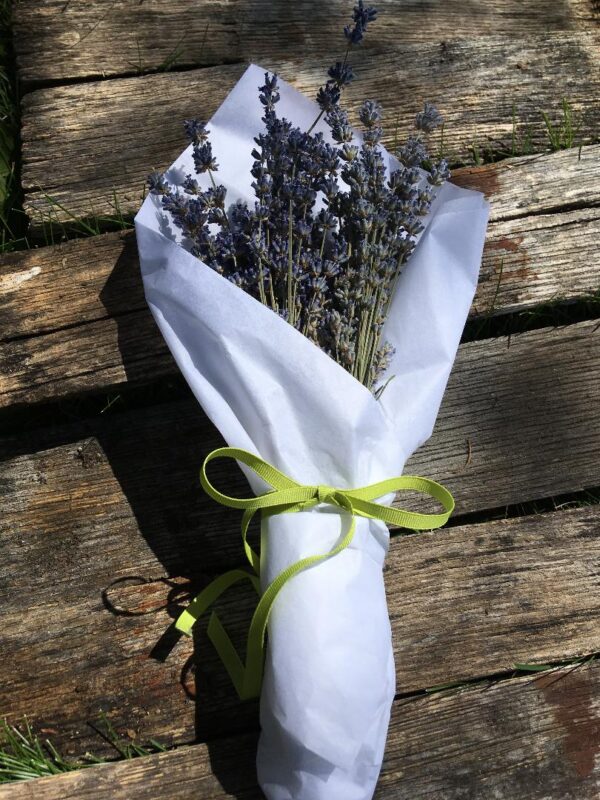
[{"x1": 135, "y1": 64, "x2": 489, "y2": 799}]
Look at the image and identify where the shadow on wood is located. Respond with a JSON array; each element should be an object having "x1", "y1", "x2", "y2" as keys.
[
  {"x1": 99, "y1": 249, "x2": 264, "y2": 773},
  {"x1": 204, "y1": 730, "x2": 263, "y2": 799}
]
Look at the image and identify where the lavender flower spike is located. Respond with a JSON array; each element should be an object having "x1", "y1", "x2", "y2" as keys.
[
  {"x1": 344, "y1": 0, "x2": 378, "y2": 44},
  {"x1": 359, "y1": 99, "x2": 382, "y2": 127},
  {"x1": 328, "y1": 61, "x2": 355, "y2": 87},
  {"x1": 316, "y1": 83, "x2": 341, "y2": 112},
  {"x1": 147, "y1": 171, "x2": 170, "y2": 195},
  {"x1": 184, "y1": 119, "x2": 210, "y2": 144},
  {"x1": 193, "y1": 141, "x2": 219, "y2": 173},
  {"x1": 415, "y1": 102, "x2": 444, "y2": 133}
]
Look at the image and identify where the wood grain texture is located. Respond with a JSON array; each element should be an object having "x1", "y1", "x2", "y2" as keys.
[
  {"x1": 475, "y1": 206, "x2": 600, "y2": 315},
  {"x1": 3, "y1": 146, "x2": 600, "y2": 409},
  {"x1": 2, "y1": 659, "x2": 600, "y2": 799},
  {"x1": 0, "y1": 230, "x2": 144, "y2": 339},
  {"x1": 13, "y1": 0, "x2": 600, "y2": 85},
  {"x1": 1, "y1": 321, "x2": 599, "y2": 569},
  {"x1": 20, "y1": 34, "x2": 600, "y2": 227},
  {"x1": 0, "y1": 321, "x2": 599, "y2": 756},
  {"x1": 452, "y1": 144, "x2": 600, "y2": 222},
  {"x1": 1, "y1": 500, "x2": 599, "y2": 759},
  {"x1": 0, "y1": 311, "x2": 173, "y2": 409}
]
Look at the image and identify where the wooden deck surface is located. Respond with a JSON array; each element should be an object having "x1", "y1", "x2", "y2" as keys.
[
  {"x1": 1, "y1": 0, "x2": 599, "y2": 797},
  {"x1": 20, "y1": 34, "x2": 600, "y2": 226}
]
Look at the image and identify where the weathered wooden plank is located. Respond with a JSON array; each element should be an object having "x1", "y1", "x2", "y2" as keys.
[
  {"x1": 1, "y1": 320, "x2": 599, "y2": 561},
  {"x1": 3, "y1": 148, "x2": 600, "y2": 408},
  {"x1": 1, "y1": 321, "x2": 599, "y2": 756},
  {"x1": 0, "y1": 310, "x2": 173, "y2": 408},
  {"x1": 13, "y1": 0, "x2": 600, "y2": 85},
  {"x1": 452, "y1": 144, "x2": 600, "y2": 222},
  {"x1": 381, "y1": 661, "x2": 600, "y2": 799},
  {"x1": 2, "y1": 660, "x2": 600, "y2": 799},
  {"x1": 4, "y1": 143, "x2": 599, "y2": 340},
  {"x1": 6, "y1": 147, "x2": 600, "y2": 340},
  {"x1": 0, "y1": 230, "x2": 144, "y2": 339},
  {"x1": 21, "y1": 34, "x2": 600, "y2": 227},
  {"x1": 475, "y1": 206, "x2": 600, "y2": 315},
  {"x1": 1, "y1": 503, "x2": 598, "y2": 758}
]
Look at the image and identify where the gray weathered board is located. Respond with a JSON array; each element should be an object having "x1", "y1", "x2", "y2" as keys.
[
  {"x1": 1, "y1": 659, "x2": 600, "y2": 799},
  {"x1": 2, "y1": 146, "x2": 599, "y2": 408},
  {"x1": 12, "y1": 0, "x2": 600, "y2": 84},
  {"x1": 20, "y1": 33, "x2": 600, "y2": 226}
]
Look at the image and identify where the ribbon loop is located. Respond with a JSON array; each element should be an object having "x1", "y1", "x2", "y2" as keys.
[{"x1": 176, "y1": 447, "x2": 455, "y2": 699}]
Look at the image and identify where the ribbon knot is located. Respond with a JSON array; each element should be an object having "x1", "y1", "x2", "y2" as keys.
[
  {"x1": 175, "y1": 447, "x2": 455, "y2": 700},
  {"x1": 315, "y1": 484, "x2": 336, "y2": 505}
]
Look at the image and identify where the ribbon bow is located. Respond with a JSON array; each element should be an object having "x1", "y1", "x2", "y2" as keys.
[{"x1": 176, "y1": 447, "x2": 454, "y2": 700}]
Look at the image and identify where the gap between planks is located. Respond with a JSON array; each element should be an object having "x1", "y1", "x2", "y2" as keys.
[{"x1": 19, "y1": 33, "x2": 600, "y2": 227}]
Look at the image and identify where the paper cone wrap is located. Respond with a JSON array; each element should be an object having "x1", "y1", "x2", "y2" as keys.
[{"x1": 135, "y1": 64, "x2": 489, "y2": 799}]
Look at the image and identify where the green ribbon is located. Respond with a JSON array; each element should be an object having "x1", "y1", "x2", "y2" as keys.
[{"x1": 176, "y1": 447, "x2": 454, "y2": 700}]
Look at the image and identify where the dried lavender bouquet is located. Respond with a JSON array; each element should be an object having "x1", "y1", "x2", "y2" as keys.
[
  {"x1": 148, "y1": 3, "x2": 449, "y2": 392},
  {"x1": 135, "y1": 4, "x2": 489, "y2": 799}
]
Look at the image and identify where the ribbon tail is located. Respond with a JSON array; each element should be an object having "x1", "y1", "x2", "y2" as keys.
[
  {"x1": 175, "y1": 569, "x2": 261, "y2": 635},
  {"x1": 175, "y1": 568, "x2": 262, "y2": 701},
  {"x1": 207, "y1": 612, "x2": 254, "y2": 699}
]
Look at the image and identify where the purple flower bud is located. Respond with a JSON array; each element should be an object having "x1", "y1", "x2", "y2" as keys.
[
  {"x1": 427, "y1": 158, "x2": 451, "y2": 186},
  {"x1": 193, "y1": 142, "x2": 219, "y2": 173},
  {"x1": 148, "y1": 171, "x2": 170, "y2": 195},
  {"x1": 326, "y1": 107, "x2": 353, "y2": 144},
  {"x1": 359, "y1": 99, "x2": 382, "y2": 127},
  {"x1": 259, "y1": 72, "x2": 280, "y2": 111},
  {"x1": 183, "y1": 119, "x2": 209, "y2": 145},
  {"x1": 415, "y1": 102, "x2": 444, "y2": 133},
  {"x1": 328, "y1": 62, "x2": 355, "y2": 87},
  {"x1": 340, "y1": 143, "x2": 360, "y2": 162},
  {"x1": 183, "y1": 174, "x2": 200, "y2": 195},
  {"x1": 316, "y1": 83, "x2": 341, "y2": 112},
  {"x1": 344, "y1": 1, "x2": 378, "y2": 44},
  {"x1": 396, "y1": 136, "x2": 427, "y2": 168}
]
